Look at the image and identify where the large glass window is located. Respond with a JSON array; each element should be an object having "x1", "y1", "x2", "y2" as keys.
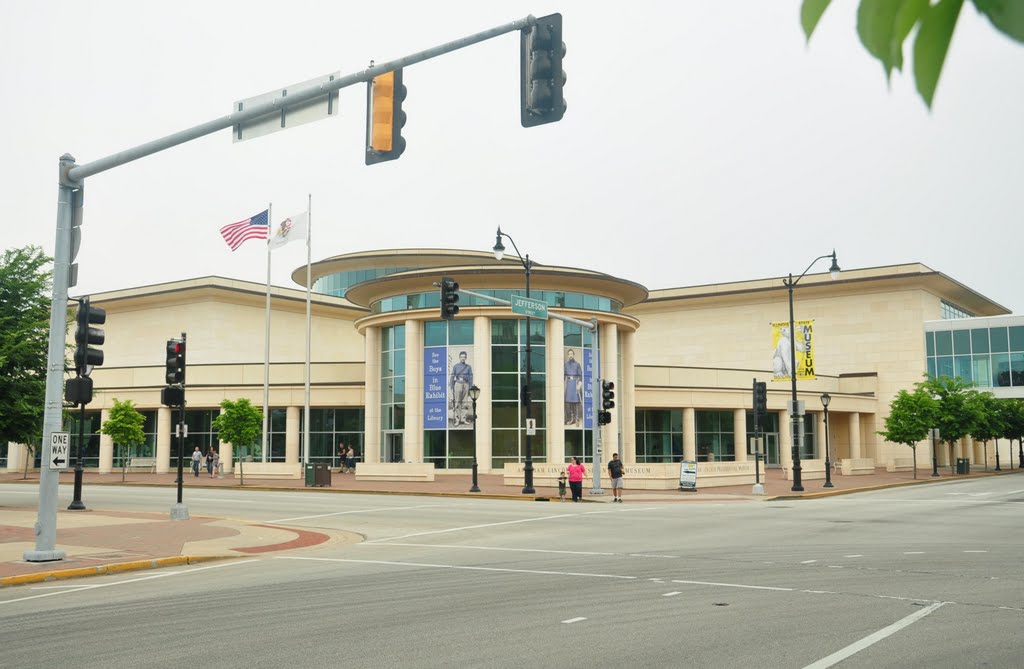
[
  {"x1": 65, "y1": 411, "x2": 102, "y2": 468},
  {"x1": 635, "y1": 409, "x2": 683, "y2": 463},
  {"x1": 694, "y1": 410, "x2": 735, "y2": 462},
  {"x1": 373, "y1": 289, "x2": 623, "y2": 315},
  {"x1": 423, "y1": 320, "x2": 476, "y2": 468},
  {"x1": 490, "y1": 319, "x2": 546, "y2": 469},
  {"x1": 927, "y1": 322, "x2": 1024, "y2": 388},
  {"x1": 381, "y1": 324, "x2": 406, "y2": 458},
  {"x1": 303, "y1": 408, "x2": 365, "y2": 465},
  {"x1": 746, "y1": 411, "x2": 781, "y2": 464},
  {"x1": 178, "y1": 409, "x2": 219, "y2": 466},
  {"x1": 116, "y1": 411, "x2": 157, "y2": 468}
]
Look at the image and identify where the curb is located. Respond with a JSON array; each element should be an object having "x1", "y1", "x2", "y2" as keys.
[
  {"x1": 0, "y1": 554, "x2": 233, "y2": 588},
  {"x1": 771, "y1": 468, "x2": 1018, "y2": 500}
]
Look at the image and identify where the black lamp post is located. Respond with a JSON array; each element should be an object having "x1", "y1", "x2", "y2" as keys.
[
  {"x1": 931, "y1": 427, "x2": 940, "y2": 477},
  {"x1": 820, "y1": 393, "x2": 833, "y2": 488},
  {"x1": 783, "y1": 250, "x2": 840, "y2": 492},
  {"x1": 1018, "y1": 437, "x2": 1023, "y2": 469},
  {"x1": 493, "y1": 227, "x2": 536, "y2": 495},
  {"x1": 469, "y1": 384, "x2": 481, "y2": 493}
]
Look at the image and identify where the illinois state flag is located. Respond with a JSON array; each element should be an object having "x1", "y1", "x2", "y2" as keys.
[{"x1": 268, "y1": 211, "x2": 309, "y2": 250}]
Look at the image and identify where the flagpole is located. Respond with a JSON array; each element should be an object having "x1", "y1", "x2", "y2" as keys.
[
  {"x1": 262, "y1": 202, "x2": 272, "y2": 464},
  {"x1": 303, "y1": 194, "x2": 312, "y2": 467}
]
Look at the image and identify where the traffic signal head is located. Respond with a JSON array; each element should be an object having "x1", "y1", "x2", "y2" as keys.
[
  {"x1": 601, "y1": 380, "x2": 615, "y2": 411},
  {"x1": 440, "y1": 277, "x2": 460, "y2": 320},
  {"x1": 754, "y1": 381, "x2": 768, "y2": 418},
  {"x1": 73, "y1": 297, "x2": 105, "y2": 376},
  {"x1": 598, "y1": 410, "x2": 611, "y2": 425},
  {"x1": 520, "y1": 13, "x2": 566, "y2": 127},
  {"x1": 365, "y1": 68, "x2": 407, "y2": 165},
  {"x1": 165, "y1": 338, "x2": 186, "y2": 385}
]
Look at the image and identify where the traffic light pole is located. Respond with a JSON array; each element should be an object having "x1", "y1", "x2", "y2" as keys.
[
  {"x1": 33, "y1": 14, "x2": 548, "y2": 560},
  {"x1": 590, "y1": 320, "x2": 604, "y2": 495},
  {"x1": 68, "y1": 401, "x2": 88, "y2": 510}
]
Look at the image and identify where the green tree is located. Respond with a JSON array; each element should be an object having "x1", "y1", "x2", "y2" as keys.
[
  {"x1": 211, "y1": 398, "x2": 262, "y2": 485},
  {"x1": 0, "y1": 246, "x2": 52, "y2": 457},
  {"x1": 878, "y1": 386, "x2": 937, "y2": 478},
  {"x1": 967, "y1": 391, "x2": 1004, "y2": 470},
  {"x1": 802, "y1": 0, "x2": 1024, "y2": 108},
  {"x1": 920, "y1": 375, "x2": 981, "y2": 472},
  {"x1": 998, "y1": 398, "x2": 1024, "y2": 469},
  {"x1": 98, "y1": 399, "x2": 146, "y2": 482}
]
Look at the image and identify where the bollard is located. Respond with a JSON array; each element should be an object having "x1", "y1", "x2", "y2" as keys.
[{"x1": 218, "y1": 462, "x2": 225, "y2": 479}]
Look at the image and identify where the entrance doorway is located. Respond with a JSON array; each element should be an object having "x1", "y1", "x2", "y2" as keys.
[{"x1": 385, "y1": 432, "x2": 404, "y2": 463}]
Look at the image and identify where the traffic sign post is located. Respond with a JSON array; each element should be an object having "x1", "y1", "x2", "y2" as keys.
[{"x1": 49, "y1": 432, "x2": 70, "y2": 470}]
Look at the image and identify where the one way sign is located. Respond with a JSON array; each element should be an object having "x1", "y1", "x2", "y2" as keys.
[{"x1": 49, "y1": 432, "x2": 70, "y2": 470}]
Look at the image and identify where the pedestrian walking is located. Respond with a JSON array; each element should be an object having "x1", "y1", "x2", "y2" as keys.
[
  {"x1": 210, "y1": 449, "x2": 220, "y2": 478},
  {"x1": 566, "y1": 456, "x2": 586, "y2": 502},
  {"x1": 557, "y1": 470, "x2": 567, "y2": 502},
  {"x1": 191, "y1": 447, "x2": 202, "y2": 477},
  {"x1": 338, "y1": 441, "x2": 347, "y2": 472},
  {"x1": 206, "y1": 447, "x2": 216, "y2": 476},
  {"x1": 608, "y1": 452, "x2": 625, "y2": 502},
  {"x1": 345, "y1": 445, "x2": 356, "y2": 473}
]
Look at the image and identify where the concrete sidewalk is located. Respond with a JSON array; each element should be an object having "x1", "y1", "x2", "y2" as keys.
[{"x1": 2, "y1": 465, "x2": 1021, "y2": 587}]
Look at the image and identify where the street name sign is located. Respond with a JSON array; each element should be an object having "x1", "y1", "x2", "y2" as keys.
[
  {"x1": 49, "y1": 432, "x2": 70, "y2": 470},
  {"x1": 511, "y1": 295, "x2": 548, "y2": 320},
  {"x1": 233, "y1": 72, "x2": 340, "y2": 142}
]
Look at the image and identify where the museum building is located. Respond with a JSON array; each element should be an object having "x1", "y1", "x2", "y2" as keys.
[{"x1": 3, "y1": 250, "x2": 1021, "y2": 489}]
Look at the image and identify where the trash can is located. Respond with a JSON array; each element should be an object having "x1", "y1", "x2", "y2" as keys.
[
  {"x1": 956, "y1": 458, "x2": 970, "y2": 475},
  {"x1": 305, "y1": 464, "x2": 316, "y2": 487},
  {"x1": 314, "y1": 463, "x2": 332, "y2": 487}
]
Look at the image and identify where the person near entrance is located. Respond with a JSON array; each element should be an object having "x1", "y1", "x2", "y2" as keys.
[
  {"x1": 567, "y1": 456, "x2": 586, "y2": 502},
  {"x1": 608, "y1": 452, "x2": 625, "y2": 502},
  {"x1": 191, "y1": 447, "x2": 202, "y2": 477}
]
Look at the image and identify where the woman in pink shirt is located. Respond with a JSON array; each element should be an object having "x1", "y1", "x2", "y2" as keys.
[{"x1": 566, "y1": 456, "x2": 586, "y2": 502}]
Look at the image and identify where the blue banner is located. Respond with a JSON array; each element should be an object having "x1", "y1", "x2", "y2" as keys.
[{"x1": 423, "y1": 346, "x2": 447, "y2": 429}]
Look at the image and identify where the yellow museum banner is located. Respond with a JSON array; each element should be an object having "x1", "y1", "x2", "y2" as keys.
[{"x1": 771, "y1": 320, "x2": 815, "y2": 381}]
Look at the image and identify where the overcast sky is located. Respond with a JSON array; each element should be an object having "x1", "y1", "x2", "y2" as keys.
[{"x1": 3, "y1": 1, "x2": 1022, "y2": 312}]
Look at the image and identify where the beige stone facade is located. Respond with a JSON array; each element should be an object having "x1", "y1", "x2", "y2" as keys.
[{"x1": 3, "y1": 253, "x2": 1012, "y2": 487}]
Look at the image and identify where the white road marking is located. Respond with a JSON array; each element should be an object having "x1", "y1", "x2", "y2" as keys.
[
  {"x1": 827, "y1": 566, "x2": 843, "y2": 569},
  {"x1": 275, "y1": 556, "x2": 639, "y2": 580},
  {"x1": 629, "y1": 553, "x2": 680, "y2": 559},
  {"x1": 801, "y1": 560, "x2": 817, "y2": 564},
  {"x1": 269, "y1": 504, "x2": 439, "y2": 523},
  {"x1": 844, "y1": 555, "x2": 863, "y2": 558},
  {"x1": 801, "y1": 602, "x2": 947, "y2": 669},
  {"x1": 562, "y1": 617, "x2": 586, "y2": 624},
  {"x1": 963, "y1": 550, "x2": 988, "y2": 553},
  {"x1": 1003, "y1": 489, "x2": 1024, "y2": 496},
  {"x1": 662, "y1": 591, "x2": 682, "y2": 597},
  {"x1": 672, "y1": 579, "x2": 793, "y2": 592},
  {"x1": 358, "y1": 542, "x2": 616, "y2": 556},
  {"x1": 903, "y1": 551, "x2": 925, "y2": 555},
  {"x1": 365, "y1": 507, "x2": 656, "y2": 543},
  {"x1": 1, "y1": 559, "x2": 259, "y2": 606}
]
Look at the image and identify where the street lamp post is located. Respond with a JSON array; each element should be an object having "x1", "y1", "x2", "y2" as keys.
[
  {"x1": 493, "y1": 227, "x2": 536, "y2": 494},
  {"x1": 820, "y1": 393, "x2": 833, "y2": 488},
  {"x1": 469, "y1": 384, "x2": 481, "y2": 493},
  {"x1": 783, "y1": 251, "x2": 840, "y2": 492},
  {"x1": 931, "y1": 427, "x2": 940, "y2": 477}
]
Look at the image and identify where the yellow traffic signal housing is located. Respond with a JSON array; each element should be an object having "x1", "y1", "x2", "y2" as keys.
[{"x1": 366, "y1": 69, "x2": 407, "y2": 164}]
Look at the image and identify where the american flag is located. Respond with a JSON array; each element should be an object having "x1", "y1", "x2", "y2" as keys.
[{"x1": 220, "y1": 210, "x2": 269, "y2": 251}]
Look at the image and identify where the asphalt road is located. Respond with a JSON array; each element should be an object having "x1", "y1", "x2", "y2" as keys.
[{"x1": 2, "y1": 475, "x2": 1023, "y2": 668}]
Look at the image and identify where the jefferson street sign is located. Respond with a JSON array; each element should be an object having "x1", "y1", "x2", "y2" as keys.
[
  {"x1": 511, "y1": 295, "x2": 548, "y2": 320},
  {"x1": 49, "y1": 432, "x2": 70, "y2": 470}
]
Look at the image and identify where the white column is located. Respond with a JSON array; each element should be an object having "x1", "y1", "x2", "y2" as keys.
[
  {"x1": 474, "y1": 316, "x2": 492, "y2": 472},
  {"x1": 848, "y1": 412, "x2": 862, "y2": 459},
  {"x1": 156, "y1": 407, "x2": 172, "y2": 473},
  {"x1": 6, "y1": 442, "x2": 27, "y2": 471},
  {"x1": 683, "y1": 407, "x2": 695, "y2": 461},
  {"x1": 364, "y1": 326, "x2": 381, "y2": 464},
  {"x1": 620, "y1": 328, "x2": 637, "y2": 465},
  {"x1": 285, "y1": 406, "x2": 300, "y2": 466},
  {"x1": 817, "y1": 411, "x2": 827, "y2": 461},
  {"x1": 547, "y1": 318, "x2": 565, "y2": 465},
  {"x1": 98, "y1": 408, "x2": 113, "y2": 473},
  {"x1": 404, "y1": 319, "x2": 423, "y2": 464},
  {"x1": 780, "y1": 411, "x2": 793, "y2": 466},
  {"x1": 733, "y1": 408, "x2": 747, "y2": 462}
]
